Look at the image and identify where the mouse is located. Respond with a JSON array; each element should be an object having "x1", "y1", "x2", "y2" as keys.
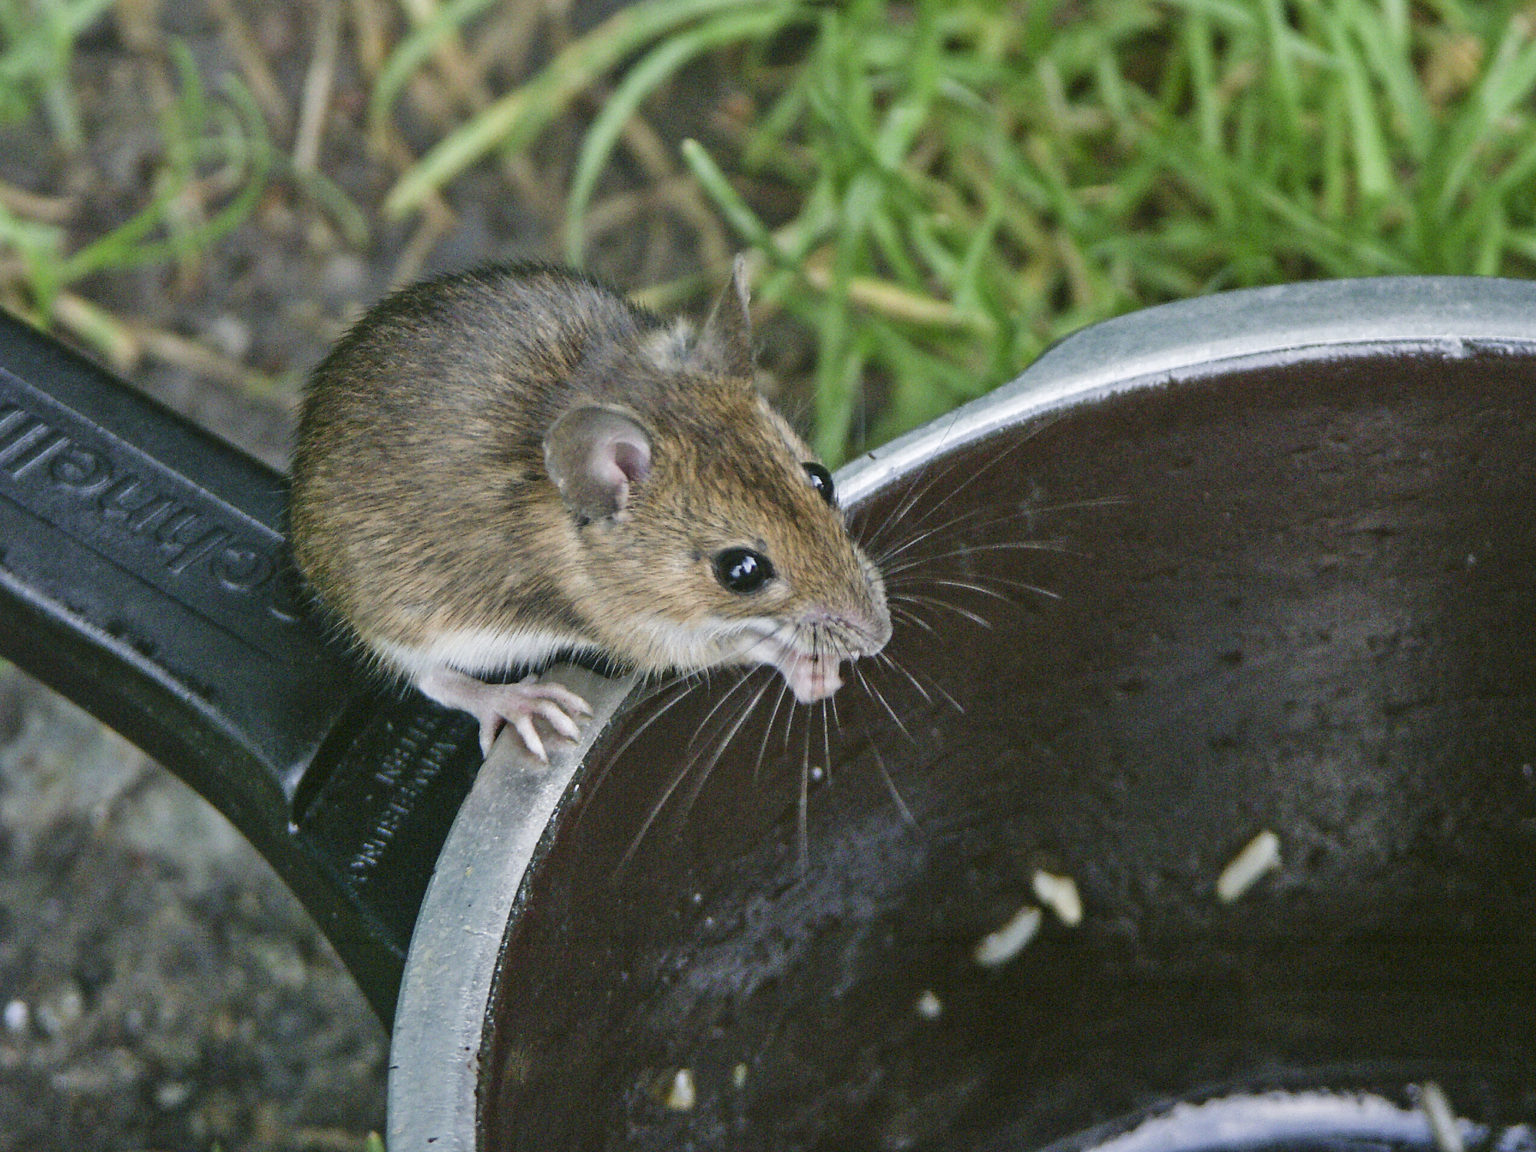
[{"x1": 288, "y1": 258, "x2": 891, "y2": 760}]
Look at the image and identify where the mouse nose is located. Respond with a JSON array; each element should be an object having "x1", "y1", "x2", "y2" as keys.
[
  {"x1": 808, "y1": 600, "x2": 891, "y2": 656},
  {"x1": 858, "y1": 604, "x2": 894, "y2": 653},
  {"x1": 851, "y1": 575, "x2": 894, "y2": 653}
]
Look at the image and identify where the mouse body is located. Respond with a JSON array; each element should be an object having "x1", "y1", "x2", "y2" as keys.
[{"x1": 289, "y1": 260, "x2": 890, "y2": 758}]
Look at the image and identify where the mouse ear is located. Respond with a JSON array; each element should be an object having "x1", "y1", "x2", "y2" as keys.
[
  {"x1": 693, "y1": 253, "x2": 754, "y2": 380},
  {"x1": 544, "y1": 406, "x2": 653, "y2": 522}
]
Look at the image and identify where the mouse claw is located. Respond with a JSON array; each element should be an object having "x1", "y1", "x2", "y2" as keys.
[
  {"x1": 419, "y1": 667, "x2": 591, "y2": 763},
  {"x1": 478, "y1": 720, "x2": 499, "y2": 759},
  {"x1": 534, "y1": 702, "x2": 581, "y2": 742},
  {"x1": 535, "y1": 683, "x2": 593, "y2": 718},
  {"x1": 510, "y1": 714, "x2": 547, "y2": 763}
]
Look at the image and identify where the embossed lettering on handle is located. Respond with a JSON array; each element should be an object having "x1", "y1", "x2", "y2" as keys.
[{"x1": 0, "y1": 373, "x2": 302, "y2": 659}]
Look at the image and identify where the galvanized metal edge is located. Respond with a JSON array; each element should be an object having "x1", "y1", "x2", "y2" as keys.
[
  {"x1": 838, "y1": 276, "x2": 1536, "y2": 505},
  {"x1": 387, "y1": 665, "x2": 638, "y2": 1150}
]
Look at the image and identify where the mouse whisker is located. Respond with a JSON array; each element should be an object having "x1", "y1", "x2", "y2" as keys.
[
  {"x1": 685, "y1": 666, "x2": 758, "y2": 752},
  {"x1": 929, "y1": 575, "x2": 1061, "y2": 604},
  {"x1": 865, "y1": 500, "x2": 1015, "y2": 567},
  {"x1": 906, "y1": 577, "x2": 1015, "y2": 605},
  {"x1": 1019, "y1": 493, "x2": 1130, "y2": 517},
  {"x1": 618, "y1": 766, "x2": 690, "y2": 871},
  {"x1": 861, "y1": 415, "x2": 1060, "y2": 558},
  {"x1": 921, "y1": 668, "x2": 965, "y2": 714},
  {"x1": 874, "y1": 649, "x2": 928, "y2": 705},
  {"x1": 853, "y1": 412, "x2": 985, "y2": 555},
  {"x1": 929, "y1": 537, "x2": 1083, "y2": 561},
  {"x1": 866, "y1": 736, "x2": 916, "y2": 827},
  {"x1": 889, "y1": 604, "x2": 938, "y2": 636},
  {"x1": 796, "y1": 700, "x2": 815, "y2": 870},
  {"x1": 907, "y1": 414, "x2": 1065, "y2": 527},
  {"x1": 619, "y1": 682, "x2": 753, "y2": 872},
  {"x1": 781, "y1": 681, "x2": 802, "y2": 752},
  {"x1": 886, "y1": 570, "x2": 1063, "y2": 603},
  {"x1": 575, "y1": 675, "x2": 701, "y2": 824},
  {"x1": 852, "y1": 660, "x2": 917, "y2": 747},
  {"x1": 753, "y1": 677, "x2": 793, "y2": 787},
  {"x1": 819, "y1": 696, "x2": 833, "y2": 788},
  {"x1": 871, "y1": 516, "x2": 981, "y2": 566},
  {"x1": 865, "y1": 478, "x2": 1121, "y2": 590},
  {"x1": 878, "y1": 537, "x2": 1071, "y2": 581},
  {"x1": 869, "y1": 500, "x2": 1083, "y2": 570},
  {"x1": 674, "y1": 674, "x2": 772, "y2": 827},
  {"x1": 874, "y1": 648, "x2": 965, "y2": 715},
  {"x1": 890, "y1": 591, "x2": 995, "y2": 631}
]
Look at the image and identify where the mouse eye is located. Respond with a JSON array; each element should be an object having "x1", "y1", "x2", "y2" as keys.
[
  {"x1": 803, "y1": 462, "x2": 835, "y2": 506},
  {"x1": 712, "y1": 547, "x2": 775, "y2": 594}
]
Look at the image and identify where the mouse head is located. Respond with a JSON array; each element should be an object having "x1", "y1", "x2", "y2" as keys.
[{"x1": 543, "y1": 261, "x2": 890, "y2": 700}]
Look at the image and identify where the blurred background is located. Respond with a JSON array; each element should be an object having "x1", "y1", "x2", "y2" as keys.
[{"x1": 0, "y1": 0, "x2": 1533, "y2": 1147}]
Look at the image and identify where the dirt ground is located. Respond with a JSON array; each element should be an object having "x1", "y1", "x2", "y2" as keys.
[
  {"x1": 0, "y1": 1, "x2": 735, "y2": 1147},
  {"x1": 0, "y1": 671, "x2": 389, "y2": 1150}
]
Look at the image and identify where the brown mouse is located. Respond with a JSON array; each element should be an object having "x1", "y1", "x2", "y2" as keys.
[{"x1": 289, "y1": 259, "x2": 890, "y2": 759}]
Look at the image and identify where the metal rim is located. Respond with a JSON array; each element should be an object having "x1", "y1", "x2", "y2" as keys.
[
  {"x1": 386, "y1": 275, "x2": 1536, "y2": 1150},
  {"x1": 386, "y1": 664, "x2": 638, "y2": 1149},
  {"x1": 839, "y1": 275, "x2": 1536, "y2": 504}
]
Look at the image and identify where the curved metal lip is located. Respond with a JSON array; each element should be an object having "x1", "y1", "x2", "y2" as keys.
[
  {"x1": 1035, "y1": 1090, "x2": 1485, "y2": 1152},
  {"x1": 386, "y1": 663, "x2": 640, "y2": 1151},
  {"x1": 386, "y1": 275, "x2": 1536, "y2": 1151},
  {"x1": 839, "y1": 275, "x2": 1536, "y2": 504}
]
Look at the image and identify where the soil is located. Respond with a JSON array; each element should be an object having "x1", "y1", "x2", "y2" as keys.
[
  {"x1": 0, "y1": 0, "x2": 749, "y2": 1147},
  {"x1": 0, "y1": 672, "x2": 387, "y2": 1150}
]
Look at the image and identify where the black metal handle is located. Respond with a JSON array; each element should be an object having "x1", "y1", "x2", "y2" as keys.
[{"x1": 0, "y1": 308, "x2": 482, "y2": 1024}]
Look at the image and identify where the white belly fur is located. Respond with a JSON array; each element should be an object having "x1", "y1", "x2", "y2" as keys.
[{"x1": 370, "y1": 626, "x2": 593, "y2": 684}]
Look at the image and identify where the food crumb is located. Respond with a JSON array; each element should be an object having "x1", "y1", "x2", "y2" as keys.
[
  {"x1": 1418, "y1": 1082, "x2": 1465, "y2": 1152},
  {"x1": 915, "y1": 989, "x2": 943, "y2": 1020},
  {"x1": 1216, "y1": 830, "x2": 1282, "y2": 903},
  {"x1": 3, "y1": 1000, "x2": 28, "y2": 1034},
  {"x1": 972, "y1": 905, "x2": 1042, "y2": 967},
  {"x1": 1032, "y1": 870, "x2": 1082, "y2": 926},
  {"x1": 664, "y1": 1068, "x2": 696, "y2": 1111}
]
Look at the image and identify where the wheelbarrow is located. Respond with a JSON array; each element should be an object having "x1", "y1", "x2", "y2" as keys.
[{"x1": 2, "y1": 276, "x2": 1533, "y2": 1150}]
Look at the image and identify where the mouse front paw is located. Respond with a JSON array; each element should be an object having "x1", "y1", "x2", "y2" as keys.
[
  {"x1": 419, "y1": 668, "x2": 594, "y2": 761},
  {"x1": 487, "y1": 677, "x2": 595, "y2": 761}
]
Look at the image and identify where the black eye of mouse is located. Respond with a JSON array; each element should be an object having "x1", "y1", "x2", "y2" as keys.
[
  {"x1": 803, "y1": 462, "x2": 835, "y2": 506},
  {"x1": 713, "y1": 547, "x2": 775, "y2": 594}
]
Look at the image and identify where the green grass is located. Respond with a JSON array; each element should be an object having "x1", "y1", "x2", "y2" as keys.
[
  {"x1": 0, "y1": 21, "x2": 271, "y2": 363},
  {"x1": 0, "y1": 0, "x2": 114, "y2": 149},
  {"x1": 381, "y1": 0, "x2": 1536, "y2": 462},
  {"x1": 5, "y1": 2, "x2": 1536, "y2": 461}
]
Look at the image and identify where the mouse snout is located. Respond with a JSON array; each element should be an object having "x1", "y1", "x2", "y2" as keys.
[
  {"x1": 746, "y1": 599, "x2": 889, "y2": 705},
  {"x1": 778, "y1": 603, "x2": 885, "y2": 703},
  {"x1": 806, "y1": 599, "x2": 890, "y2": 659},
  {"x1": 783, "y1": 649, "x2": 844, "y2": 704},
  {"x1": 859, "y1": 598, "x2": 894, "y2": 653}
]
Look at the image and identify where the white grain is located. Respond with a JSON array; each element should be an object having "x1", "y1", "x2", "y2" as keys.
[
  {"x1": 972, "y1": 905, "x2": 1043, "y2": 967},
  {"x1": 1216, "y1": 830, "x2": 1282, "y2": 903},
  {"x1": 1032, "y1": 870, "x2": 1083, "y2": 926},
  {"x1": 664, "y1": 1068, "x2": 697, "y2": 1111},
  {"x1": 1418, "y1": 1082, "x2": 1465, "y2": 1152}
]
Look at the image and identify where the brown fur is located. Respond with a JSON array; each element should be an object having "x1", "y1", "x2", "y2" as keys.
[{"x1": 289, "y1": 262, "x2": 889, "y2": 680}]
